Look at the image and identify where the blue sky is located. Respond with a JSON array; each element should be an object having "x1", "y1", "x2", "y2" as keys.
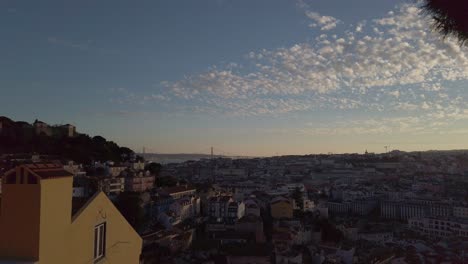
[{"x1": 2, "y1": 0, "x2": 468, "y2": 156}]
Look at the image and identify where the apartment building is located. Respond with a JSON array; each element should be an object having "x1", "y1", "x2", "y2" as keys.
[
  {"x1": 381, "y1": 200, "x2": 452, "y2": 220},
  {"x1": 125, "y1": 174, "x2": 154, "y2": 192},
  {"x1": 208, "y1": 195, "x2": 241, "y2": 224},
  {"x1": 408, "y1": 217, "x2": 468, "y2": 238}
]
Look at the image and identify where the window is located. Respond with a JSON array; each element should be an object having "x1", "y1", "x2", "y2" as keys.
[{"x1": 94, "y1": 223, "x2": 106, "y2": 262}]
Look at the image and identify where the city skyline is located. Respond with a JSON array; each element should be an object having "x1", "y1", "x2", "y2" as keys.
[{"x1": 2, "y1": 0, "x2": 468, "y2": 156}]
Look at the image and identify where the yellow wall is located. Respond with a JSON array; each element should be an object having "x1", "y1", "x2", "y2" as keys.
[
  {"x1": 271, "y1": 201, "x2": 293, "y2": 219},
  {"x1": 70, "y1": 192, "x2": 142, "y2": 264},
  {"x1": 0, "y1": 169, "x2": 142, "y2": 264},
  {"x1": 38, "y1": 177, "x2": 73, "y2": 264},
  {"x1": 0, "y1": 183, "x2": 41, "y2": 260}
]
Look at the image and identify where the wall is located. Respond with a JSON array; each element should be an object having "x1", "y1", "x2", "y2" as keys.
[
  {"x1": 70, "y1": 192, "x2": 142, "y2": 264},
  {"x1": 271, "y1": 201, "x2": 293, "y2": 219},
  {"x1": 0, "y1": 183, "x2": 41, "y2": 260},
  {"x1": 38, "y1": 177, "x2": 73, "y2": 264}
]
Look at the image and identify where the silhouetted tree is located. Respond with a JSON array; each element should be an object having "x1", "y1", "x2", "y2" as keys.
[
  {"x1": 318, "y1": 219, "x2": 344, "y2": 243},
  {"x1": 114, "y1": 192, "x2": 147, "y2": 232},
  {"x1": 156, "y1": 176, "x2": 178, "y2": 188},
  {"x1": 135, "y1": 155, "x2": 145, "y2": 162},
  {"x1": 421, "y1": 0, "x2": 468, "y2": 44},
  {"x1": 145, "y1": 162, "x2": 162, "y2": 176},
  {"x1": 0, "y1": 117, "x2": 137, "y2": 164},
  {"x1": 292, "y1": 187, "x2": 304, "y2": 210}
]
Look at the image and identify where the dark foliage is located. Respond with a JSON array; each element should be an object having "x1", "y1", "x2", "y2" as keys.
[
  {"x1": 0, "y1": 117, "x2": 135, "y2": 163},
  {"x1": 291, "y1": 187, "x2": 304, "y2": 210},
  {"x1": 155, "y1": 176, "x2": 178, "y2": 187},
  {"x1": 114, "y1": 192, "x2": 147, "y2": 232},
  {"x1": 421, "y1": 0, "x2": 468, "y2": 44},
  {"x1": 318, "y1": 219, "x2": 344, "y2": 243},
  {"x1": 145, "y1": 162, "x2": 162, "y2": 176}
]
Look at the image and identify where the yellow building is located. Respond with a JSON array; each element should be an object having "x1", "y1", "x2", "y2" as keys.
[
  {"x1": 270, "y1": 197, "x2": 293, "y2": 219},
  {"x1": 0, "y1": 164, "x2": 142, "y2": 264}
]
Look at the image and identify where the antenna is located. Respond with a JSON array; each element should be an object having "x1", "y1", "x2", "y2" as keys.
[
  {"x1": 384, "y1": 146, "x2": 390, "y2": 153},
  {"x1": 211, "y1": 147, "x2": 214, "y2": 159}
]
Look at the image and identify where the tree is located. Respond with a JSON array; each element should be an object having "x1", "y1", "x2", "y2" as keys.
[
  {"x1": 318, "y1": 219, "x2": 344, "y2": 243},
  {"x1": 421, "y1": 0, "x2": 468, "y2": 44},
  {"x1": 145, "y1": 162, "x2": 162, "y2": 175},
  {"x1": 292, "y1": 187, "x2": 304, "y2": 211},
  {"x1": 156, "y1": 176, "x2": 178, "y2": 188},
  {"x1": 114, "y1": 192, "x2": 147, "y2": 232},
  {"x1": 135, "y1": 155, "x2": 145, "y2": 162}
]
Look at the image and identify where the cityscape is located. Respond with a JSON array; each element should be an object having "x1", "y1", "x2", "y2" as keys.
[{"x1": 1, "y1": 0, "x2": 468, "y2": 264}]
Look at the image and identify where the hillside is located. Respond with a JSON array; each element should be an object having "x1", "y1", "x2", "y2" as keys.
[{"x1": 0, "y1": 116, "x2": 135, "y2": 164}]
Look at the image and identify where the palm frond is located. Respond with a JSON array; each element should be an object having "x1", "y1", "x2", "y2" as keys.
[{"x1": 421, "y1": 0, "x2": 468, "y2": 45}]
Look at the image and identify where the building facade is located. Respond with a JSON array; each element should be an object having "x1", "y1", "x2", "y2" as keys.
[
  {"x1": 0, "y1": 164, "x2": 142, "y2": 264},
  {"x1": 381, "y1": 200, "x2": 452, "y2": 220},
  {"x1": 408, "y1": 217, "x2": 468, "y2": 239},
  {"x1": 270, "y1": 197, "x2": 293, "y2": 219},
  {"x1": 125, "y1": 175, "x2": 155, "y2": 192}
]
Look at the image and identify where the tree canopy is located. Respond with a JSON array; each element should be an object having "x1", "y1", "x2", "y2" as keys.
[
  {"x1": 421, "y1": 0, "x2": 468, "y2": 44},
  {"x1": 114, "y1": 192, "x2": 148, "y2": 232},
  {"x1": 145, "y1": 162, "x2": 162, "y2": 176},
  {"x1": 0, "y1": 117, "x2": 135, "y2": 164},
  {"x1": 292, "y1": 187, "x2": 304, "y2": 211}
]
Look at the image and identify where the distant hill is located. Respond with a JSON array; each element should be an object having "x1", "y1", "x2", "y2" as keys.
[
  {"x1": 0, "y1": 116, "x2": 135, "y2": 164},
  {"x1": 140, "y1": 153, "x2": 224, "y2": 164}
]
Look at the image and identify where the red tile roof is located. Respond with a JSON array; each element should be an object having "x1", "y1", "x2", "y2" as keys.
[
  {"x1": 5, "y1": 163, "x2": 73, "y2": 180},
  {"x1": 26, "y1": 163, "x2": 73, "y2": 179}
]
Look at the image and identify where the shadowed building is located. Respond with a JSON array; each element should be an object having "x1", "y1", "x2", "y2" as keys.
[{"x1": 270, "y1": 197, "x2": 293, "y2": 219}]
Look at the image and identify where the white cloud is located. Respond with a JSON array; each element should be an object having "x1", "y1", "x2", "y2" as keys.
[
  {"x1": 109, "y1": 87, "x2": 170, "y2": 105},
  {"x1": 128, "y1": 3, "x2": 468, "y2": 128},
  {"x1": 305, "y1": 11, "x2": 340, "y2": 31}
]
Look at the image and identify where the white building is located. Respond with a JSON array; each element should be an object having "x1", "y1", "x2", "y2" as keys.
[
  {"x1": 328, "y1": 199, "x2": 377, "y2": 216},
  {"x1": 453, "y1": 206, "x2": 468, "y2": 219},
  {"x1": 108, "y1": 177, "x2": 125, "y2": 194},
  {"x1": 408, "y1": 217, "x2": 468, "y2": 238},
  {"x1": 169, "y1": 196, "x2": 201, "y2": 224},
  {"x1": 381, "y1": 200, "x2": 452, "y2": 220},
  {"x1": 208, "y1": 195, "x2": 243, "y2": 224}
]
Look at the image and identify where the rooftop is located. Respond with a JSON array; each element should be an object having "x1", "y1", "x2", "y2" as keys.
[
  {"x1": 24, "y1": 163, "x2": 73, "y2": 179},
  {"x1": 163, "y1": 185, "x2": 196, "y2": 195}
]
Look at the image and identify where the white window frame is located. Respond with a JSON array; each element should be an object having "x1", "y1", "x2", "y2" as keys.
[{"x1": 94, "y1": 222, "x2": 106, "y2": 262}]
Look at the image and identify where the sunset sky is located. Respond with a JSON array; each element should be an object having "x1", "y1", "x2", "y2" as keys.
[{"x1": 2, "y1": 0, "x2": 468, "y2": 156}]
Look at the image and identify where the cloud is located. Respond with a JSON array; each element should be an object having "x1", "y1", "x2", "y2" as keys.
[
  {"x1": 108, "y1": 87, "x2": 170, "y2": 105},
  {"x1": 296, "y1": 0, "x2": 340, "y2": 31},
  {"x1": 110, "y1": 0, "x2": 468, "y2": 143},
  {"x1": 305, "y1": 11, "x2": 340, "y2": 31},
  {"x1": 158, "y1": 3, "x2": 468, "y2": 118}
]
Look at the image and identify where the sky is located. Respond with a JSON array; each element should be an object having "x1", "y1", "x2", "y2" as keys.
[{"x1": 1, "y1": 0, "x2": 468, "y2": 156}]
